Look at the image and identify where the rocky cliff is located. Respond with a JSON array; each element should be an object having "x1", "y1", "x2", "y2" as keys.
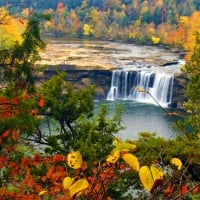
[
  {"x1": 36, "y1": 65, "x2": 112, "y2": 100},
  {"x1": 35, "y1": 64, "x2": 188, "y2": 108},
  {"x1": 172, "y1": 73, "x2": 189, "y2": 109}
]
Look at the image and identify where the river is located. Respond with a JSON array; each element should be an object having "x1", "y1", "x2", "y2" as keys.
[
  {"x1": 94, "y1": 100, "x2": 179, "y2": 140},
  {"x1": 39, "y1": 38, "x2": 183, "y2": 139}
]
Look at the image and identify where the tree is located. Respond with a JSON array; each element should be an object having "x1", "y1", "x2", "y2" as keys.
[
  {"x1": 35, "y1": 72, "x2": 123, "y2": 164},
  {"x1": 66, "y1": 11, "x2": 80, "y2": 37},
  {"x1": 0, "y1": 13, "x2": 46, "y2": 138},
  {"x1": 0, "y1": 13, "x2": 45, "y2": 93},
  {"x1": 182, "y1": 32, "x2": 200, "y2": 135}
]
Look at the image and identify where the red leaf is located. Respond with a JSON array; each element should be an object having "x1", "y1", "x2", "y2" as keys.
[
  {"x1": 22, "y1": 157, "x2": 29, "y2": 166},
  {"x1": 0, "y1": 157, "x2": 8, "y2": 163},
  {"x1": 150, "y1": 179, "x2": 163, "y2": 193},
  {"x1": 53, "y1": 155, "x2": 64, "y2": 163},
  {"x1": 181, "y1": 184, "x2": 188, "y2": 195},
  {"x1": 33, "y1": 154, "x2": 41, "y2": 164},
  {"x1": 7, "y1": 161, "x2": 17, "y2": 168},
  {"x1": 11, "y1": 98, "x2": 19, "y2": 105}
]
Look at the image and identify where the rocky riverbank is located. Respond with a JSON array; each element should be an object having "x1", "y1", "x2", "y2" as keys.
[{"x1": 36, "y1": 38, "x2": 182, "y2": 70}]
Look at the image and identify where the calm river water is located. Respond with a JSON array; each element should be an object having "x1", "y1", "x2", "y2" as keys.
[{"x1": 94, "y1": 100, "x2": 178, "y2": 140}]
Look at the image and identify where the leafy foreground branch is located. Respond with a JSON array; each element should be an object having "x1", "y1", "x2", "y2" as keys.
[{"x1": 1, "y1": 130, "x2": 200, "y2": 200}]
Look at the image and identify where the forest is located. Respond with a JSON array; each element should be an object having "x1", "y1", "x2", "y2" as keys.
[
  {"x1": 1, "y1": 0, "x2": 200, "y2": 60},
  {"x1": 0, "y1": 0, "x2": 200, "y2": 200}
]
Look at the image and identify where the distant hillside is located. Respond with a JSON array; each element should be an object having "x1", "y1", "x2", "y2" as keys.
[{"x1": 1, "y1": 0, "x2": 200, "y2": 58}]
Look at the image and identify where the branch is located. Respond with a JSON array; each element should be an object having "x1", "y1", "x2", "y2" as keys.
[
  {"x1": 134, "y1": 86, "x2": 188, "y2": 137},
  {"x1": 0, "y1": 10, "x2": 12, "y2": 25},
  {"x1": 20, "y1": 136, "x2": 48, "y2": 145}
]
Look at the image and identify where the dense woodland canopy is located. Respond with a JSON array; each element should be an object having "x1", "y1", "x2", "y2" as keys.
[
  {"x1": 1, "y1": 0, "x2": 200, "y2": 59},
  {"x1": 0, "y1": 1, "x2": 200, "y2": 200}
]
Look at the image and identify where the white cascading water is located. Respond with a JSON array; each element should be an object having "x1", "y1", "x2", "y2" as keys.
[{"x1": 107, "y1": 70, "x2": 174, "y2": 107}]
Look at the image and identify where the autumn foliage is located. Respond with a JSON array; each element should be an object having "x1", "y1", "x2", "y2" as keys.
[
  {"x1": 0, "y1": 88, "x2": 200, "y2": 199},
  {"x1": 1, "y1": 4, "x2": 200, "y2": 200}
]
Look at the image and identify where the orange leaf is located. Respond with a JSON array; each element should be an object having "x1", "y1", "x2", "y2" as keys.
[
  {"x1": 2, "y1": 130, "x2": 11, "y2": 138},
  {"x1": 56, "y1": 165, "x2": 66, "y2": 172},
  {"x1": 94, "y1": 182, "x2": 102, "y2": 193},
  {"x1": 51, "y1": 172, "x2": 65, "y2": 181},
  {"x1": 81, "y1": 161, "x2": 88, "y2": 171},
  {"x1": 163, "y1": 182, "x2": 175, "y2": 197},
  {"x1": 192, "y1": 186, "x2": 199, "y2": 194},
  {"x1": 27, "y1": 178, "x2": 35, "y2": 187},
  {"x1": 38, "y1": 96, "x2": 45, "y2": 108},
  {"x1": 11, "y1": 129, "x2": 20, "y2": 140},
  {"x1": 46, "y1": 166, "x2": 55, "y2": 179}
]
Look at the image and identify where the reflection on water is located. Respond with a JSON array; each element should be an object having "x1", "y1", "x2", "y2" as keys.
[{"x1": 94, "y1": 100, "x2": 178, "y2": 140}]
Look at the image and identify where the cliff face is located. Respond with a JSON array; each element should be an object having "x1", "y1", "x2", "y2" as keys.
[
  {"x1": 40, "y1": 65, "x2": 112, "y2": 100},
  {"x1": 171, "y1": 73, "x2": 189, "y2": 109},
  {"x1": 36, "y1": 65, "x2": 188, "y2": 108}
]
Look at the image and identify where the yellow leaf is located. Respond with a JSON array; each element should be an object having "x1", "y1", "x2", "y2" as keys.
[
  {"x1": 83, "y1": 23, "x2": 91, "y2": 36},
  {"x1": 63, "y1": 177, "x2": 74, "y2": 189},
  {"x1": 151, "y1": 36, "x2": 160, "y2": 44},
  {"x1": 38, "y1": 190, "x2": 47, "y2": 196},
  {"x1": 134, "y1": 86, "x2": 147, "y2": 93},
  {"x1": 106, "y1": 149, "x2": 120, "y2": 163},
  {"x1": 170, "y1": 158, "x2": 182, "y2": 170},
  {"x1": 69, "y1": 178, "x2": 89, "y2": 198},
  {"x1": 139, "y1": 165, "x2": 164, "y2": 192},
  {"x1": 67, "y1": 151, "x2": 83, "y2": 169},
  {"x1": 179, "y1": 16, "x2": 189, "y2": 24},
  {"x1": 114, "y1": 140, "x2": 137, "y2": 152},
  {"x1": 150, "y1": 165, "x2": 164, "y2": 180},
  {"x1": 113, "y1": 138, "x2": 122, "y2": 146},
  {"x1": 129, "y1": 31, "x2": 136, "y2": 39},
  {"x1": 121, "y1": 153, "x2": 140, "y2": 172}
]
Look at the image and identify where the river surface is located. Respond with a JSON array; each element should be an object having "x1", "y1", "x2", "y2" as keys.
[
  {"x1": 39, "y1": 38, "x2": 183, "y2": 139},
  {"x1": 94, "y1": 100, "x2": 179, "y2": 140}
]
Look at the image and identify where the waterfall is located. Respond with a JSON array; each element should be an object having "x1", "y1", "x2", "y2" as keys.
[{"x1": 107, "y1": 70, "x2": 174, "y2": 107}]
